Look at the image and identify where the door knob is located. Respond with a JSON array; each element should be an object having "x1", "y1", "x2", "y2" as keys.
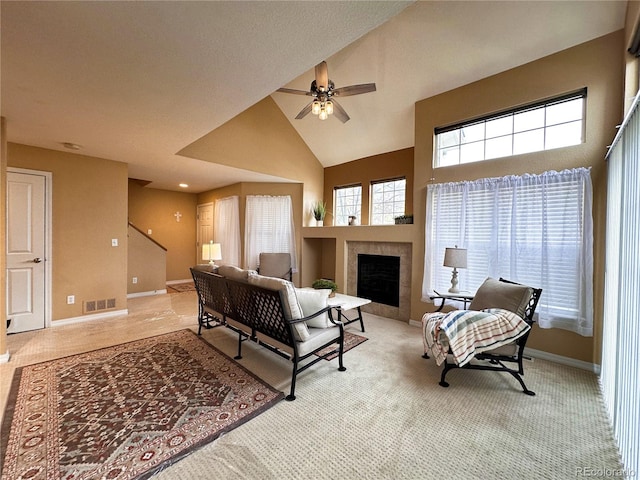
[{"x1": 33, "y1": 257, "x2": 42, "y2": 263}]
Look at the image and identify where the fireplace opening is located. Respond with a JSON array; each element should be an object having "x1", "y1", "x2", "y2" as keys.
[{"x1": 357, "y1": 254, "x2": 400, "y2": 307}]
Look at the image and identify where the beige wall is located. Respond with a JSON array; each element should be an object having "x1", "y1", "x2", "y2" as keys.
[
  {"x1": 414, "y1": 31, "x2": 624, "y2": 364},
  {"x1": 179, "y1": 97, "x2": 324, "y2": 226},
  {"x1": 127, "y1": 225, "x2": 167, "y2": 294},
  {"x1": 128, "y1": 181, "x2": 198, "y2": 281},
  {"x1": 7, "y1": 143, "x2": 129, "y2": 321},
  {"x1": 323, "y1": 147, "x2": 414, "y2": 226},
  {"x1": 1, "y1": 118, "x2": 7, "y2": 357}
]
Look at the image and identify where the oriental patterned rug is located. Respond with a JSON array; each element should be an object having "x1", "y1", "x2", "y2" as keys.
[
  {"x1": 315, "y1": 331, "x2": 368, "y2": 361},
  {"x1": 0, "y1": 329, "x2": 283, "y2": 480}
]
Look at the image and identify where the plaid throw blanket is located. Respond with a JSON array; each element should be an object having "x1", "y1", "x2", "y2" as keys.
[{"x1": 422, "y1": 308, "x2": 530, "y2": 367}]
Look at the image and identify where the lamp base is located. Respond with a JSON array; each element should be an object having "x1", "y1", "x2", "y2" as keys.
[{"x1": 448, "y1": 267, "x2": 460, "y2": 294}]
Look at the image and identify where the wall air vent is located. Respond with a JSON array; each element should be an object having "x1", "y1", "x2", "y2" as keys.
[{"x1": 83, "y1": 298, "x2": 117, "y2": 314}]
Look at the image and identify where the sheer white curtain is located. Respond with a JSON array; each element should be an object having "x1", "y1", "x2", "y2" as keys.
[
  {"x1": 600, "y1": 91, "x2": 640, "y2": 477},
  {"x1": 214, "y1": 196, "x2": 241, "y2": 266},
  {"x1": 244, "y1": 195, "x2": 297, "y2": 272},
  {"x1": 422, "y1": 168, "x2": 593, "y2": 336}
]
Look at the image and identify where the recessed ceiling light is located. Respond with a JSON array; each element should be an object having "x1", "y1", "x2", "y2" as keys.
[{"x1": 179, "y1": 183, "x2": 189, "y2": 188}]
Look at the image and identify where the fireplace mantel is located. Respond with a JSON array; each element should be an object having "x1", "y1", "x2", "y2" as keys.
[{"x1": 301, "y1": 225, "x2": 416, "y2": 321}]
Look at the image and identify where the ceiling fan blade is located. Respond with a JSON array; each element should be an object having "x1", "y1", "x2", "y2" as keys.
[
  {"x1": 333, "y1": 83, "x2": 377, "y2": 97},
  {"x1": 295, "y1": 101, "x2": 314, "y2": 120},
  {"x1": 276, "y1": 88, "x2": 312, "y2": 96},
  {"x1": 315, "y1": 61, "x2": 329, "y2": 91},
  {"x1": 330, "y1": 99, "x2": 350, "y2": 123}
]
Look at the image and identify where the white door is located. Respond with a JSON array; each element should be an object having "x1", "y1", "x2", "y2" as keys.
[
  {"x1": 6, "y1": 171, "x2": 47, "y2": 333},
  {"x1": 196, "y1": 203, "x2": 214, "y2": 264}
]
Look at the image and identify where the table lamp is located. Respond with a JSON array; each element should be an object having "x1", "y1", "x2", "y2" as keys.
[
  {"x1": 203, "y1": 241, "x2": 222, "y2": 268},
  {"x1": 443, "y1": 245, "x2": 467, "y2": 293}
]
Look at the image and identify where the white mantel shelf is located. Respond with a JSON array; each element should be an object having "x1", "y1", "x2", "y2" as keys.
[{"x1": 302, "y1": 224, "x2": 416, "y2": 241}]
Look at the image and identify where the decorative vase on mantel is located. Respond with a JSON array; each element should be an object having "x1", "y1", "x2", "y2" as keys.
[{"x1": 316, "y1": 219, "x2": 324, "y2": 227}]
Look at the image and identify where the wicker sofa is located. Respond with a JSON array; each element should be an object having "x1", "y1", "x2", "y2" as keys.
[{"x1": 190, "y1": 265, "x2": 346, "y2": 401}]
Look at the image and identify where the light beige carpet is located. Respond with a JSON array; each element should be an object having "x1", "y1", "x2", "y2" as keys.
[{"x1": 155, "y1": 313, "x2": 622, "y2": 480}]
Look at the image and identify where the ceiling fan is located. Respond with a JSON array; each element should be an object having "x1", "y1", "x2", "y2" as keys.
[{"x1": 276, "y1": 61, "x2": 376, "y2": 123}]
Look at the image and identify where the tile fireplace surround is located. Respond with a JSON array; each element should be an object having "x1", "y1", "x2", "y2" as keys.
[{"x1": 347, "y1": 241, "x2": 412, "y2": 321}]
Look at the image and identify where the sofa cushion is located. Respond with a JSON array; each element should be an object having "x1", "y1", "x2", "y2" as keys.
[
  {"x1": 297, "y1": 325, "x2": 341, "y2": 357},
  {"x1": 218, "y1": 265, "x2": 255, "y2": 283},
  {"x1": 295, "y1": 288, "x2": 331, "y2": 328},
  {"x1": 469, "y1": 277, "x2": 533, "y2": 319},
  {"x1": 248, "y1": 274, "x2": 309, "y2": 341}
]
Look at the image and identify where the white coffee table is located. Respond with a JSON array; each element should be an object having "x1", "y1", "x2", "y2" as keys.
[{"x1": 327, "y1": 293, "x2": 371, "y2": 332}]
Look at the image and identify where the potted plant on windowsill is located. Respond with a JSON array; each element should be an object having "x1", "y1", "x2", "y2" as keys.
[
  {"x1": 312, "y1": 201, "x2": 327, "y2": 226},
  {"x1": 312, "y1": 278, "x2": 338, "y2": 297}
]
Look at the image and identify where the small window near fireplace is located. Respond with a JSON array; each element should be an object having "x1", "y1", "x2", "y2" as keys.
[{"x1": 357, "y1": 254, "x2": 400, "y2": 307}]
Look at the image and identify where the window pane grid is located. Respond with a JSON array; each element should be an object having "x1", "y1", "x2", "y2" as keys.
[
  {"x1": 370, "y1": 178, "x2": 406, "y2": 225},
  {"x1": 334, "y1": 185, "x2": 362, "y2": 226},
  {"x1": 435, "y1": 92, "x2": 585, "y2": 167}
]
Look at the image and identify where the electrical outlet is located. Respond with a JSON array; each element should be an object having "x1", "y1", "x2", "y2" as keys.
[
  {"x1": 67, "y1": 295, "x2": 75, "y2": 305},
  {"x1": 132, "y1": 277, "x2": 138, "y2": 284},
  {"x1": 147, "y1": 229, "x2": 152, "y2": 235},
  {"x1": 111, "y1": 238, "x2": 118, "y2": 247}
]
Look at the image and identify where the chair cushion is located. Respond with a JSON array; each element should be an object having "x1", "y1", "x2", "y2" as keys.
[
  {"x1": 469, "y1": 277, "x2": 533, "y2": 319},
  {"x1": 248, "y1": 274, "x2": 309, "y2": 341},
  {"x1": 295, "y1": 288, "x2": 331, "y2": 328},
  {"x1": 258, "y1": 253, "x2": 291, "y2": 279}
]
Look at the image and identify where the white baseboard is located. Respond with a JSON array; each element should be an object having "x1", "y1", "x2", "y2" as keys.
[
  {"x1": 524, "y1": 347, "x2": 599, "y2": 374},
  {"x1": 127, "y1": 289, "x2": 167, "y2": 299},
  {"x1": 0, "y1": 351, "x2": 10, "y2": 364},
  {"x1": 166, "y1": 279, "x2": 192, "y2": 285},
  {"x1": 51, "y1": 309, "x2": 129, "y2": 327}
]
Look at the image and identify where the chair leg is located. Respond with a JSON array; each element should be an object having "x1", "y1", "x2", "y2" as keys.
[
  {"x1": 338, "y1": 338, "x2": 346, "y2": 372},
  {"x1": 508, "y1": 370, "x2": 535, "y2": 396},
  {"x1": 286, "y1": 360, "x2": 299, "y2": 401},
  {"x1": 439, "y1": 361, "x2": 455, "y2": 388},
  {"x1": 234, "y1": 333, "x2": 243, "y2": 360}
]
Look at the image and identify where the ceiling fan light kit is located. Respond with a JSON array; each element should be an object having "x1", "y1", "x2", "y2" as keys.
[{"x1": 277, "y1": 61, "x2": 376, "y2": 123}]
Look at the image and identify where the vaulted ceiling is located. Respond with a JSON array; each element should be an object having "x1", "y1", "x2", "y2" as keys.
[{"x1": 1, "y1": 1, "x2": 627, "y2": 192}]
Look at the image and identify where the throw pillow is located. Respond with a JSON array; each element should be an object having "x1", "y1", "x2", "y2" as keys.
[
  {"x1": 218, "y1": 265, "x2": 255, "y2": 282},
  {"x1": 248, "y1": 274, "x2": 309, "y2": 341},
  {"x1": 469, "y1": 277, "x2": 533, "y2": 319},
  {"x1": 295, "y1": 288, "x2": 331, "y2": 328}
]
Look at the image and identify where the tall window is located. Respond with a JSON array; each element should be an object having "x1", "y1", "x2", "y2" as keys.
[
  {"x1": 370, "y1": 177, "x2": 406, "y2": 225},
  {"x1": 244, "y1": 195, "x2": 297, "y2": 272},
  {"x1": 214, "y1": 196, "x2": 241, "y2": 267},
  {"x1": 422, "y1": 168, "x2": 593, "y2": 336},
  {"x1": 435, "y1": 89, "x2": 587, "y2": 167},
  {"x1": 600, "y1": 92, "x2": 640, "y2": 478},
  {"x1": 334, "y1": 184, "x2": 362, "y2": 226}
]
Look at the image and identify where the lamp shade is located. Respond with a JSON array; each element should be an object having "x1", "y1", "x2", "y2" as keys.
[
  {"x1": 443, "y1": 247, "x2": 467, "y2": 269},
  {"x1": 202, "y1": 242, "x2": 222, "y2": 261}
]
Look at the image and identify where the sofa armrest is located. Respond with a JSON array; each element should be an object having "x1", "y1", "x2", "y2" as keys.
[{"x1": 289, "y1": 306, "x2": 335, "y2": 324}]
